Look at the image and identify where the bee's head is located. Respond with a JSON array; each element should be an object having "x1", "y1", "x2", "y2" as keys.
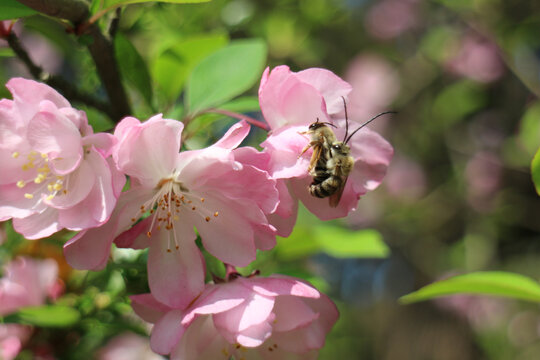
[
  {"x1": 330, "y1": 142, "x2": 350, "y2": 156},
  {"x1": 308, "y1": 118, "x2": 336, "y2": 131}
]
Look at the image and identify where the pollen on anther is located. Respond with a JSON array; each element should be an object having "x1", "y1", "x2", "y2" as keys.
[
  {"x1": 200, "y1": 197, "x2": 205, "y2": 202},
  {"x1": 214, "y1": 212, "x2": 219, "y2": 217},
  {"x1": 46, "y1": 194, "x2": 54, "y2": 201},
  {"x1": 175, "y1": 245, "x2": 179, "y2": 250},
  {"x1": 16, "y1": 180, "x2": 25, "y2": 188},
  {"x1": 63, "y1": 190, "x2": 67, "y2": 194},
  {"x1": 147, "y1": 231, "x2": 152, "y2": 237},
  {"x1": 192, "y1": 206, "x2": 196, "y2": 210},
  {"x1": 53, "y1": 183, "x2": 63, "y2": 191},
  {"x1": 24, "y1": 193, "x2": 34, "y2": 199},
  {"x1": 205, "y1": 216, "x2": 210, "y2": 222},
  {"x1": 131, "y1": 218, "x2": 136, "y2": 222},
  {"x1": 167, "y1": 249, "x2": 171, "y2": 253},
  {"x1": 12, "y1": 151, "x2": 19, "y2": 158}
]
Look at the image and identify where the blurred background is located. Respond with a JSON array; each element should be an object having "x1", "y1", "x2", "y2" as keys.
[{"x1": 2, "y1": 0, "x2": 540, "y2": 359}]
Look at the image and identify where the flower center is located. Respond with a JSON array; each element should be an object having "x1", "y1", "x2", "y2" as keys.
[
  {"x1": 131, "y1": 176, "x2": 220, "y2": 252},
  {"x1": 13, "y1": 150, "x2": 67, "y2": 202}
]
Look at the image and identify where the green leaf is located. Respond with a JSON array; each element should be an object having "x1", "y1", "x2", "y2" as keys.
[
  {"x1": 314, "y1": 226, "x2": 390, "y2": 258},
  {"x1": 400, "y1": 271, "x2": 540, "y2": 304},
  {"x1": 186, "y1": 39, "x2": 267, "y2": 113},
  {"x1": 0, "y1": 0, "x2": 37, "y2": 21},
  {"x1": 532, "y1": 146, "x2": 540, "y2": 195},
  {"x1": 153, "y1": 33, "x2": 228, "y2": 103},
  {"x1": 0, "y1": 48, "x2": 15, "y2": 57},
  {"x1": 115, "y1": 33, "x2": 153, "y2": 106},
  {"x1": 103, "y1": 0, "x2": 211, "y2": 8},
  {"x1": 4, "y1": 305, "x2": 80, "y2": 328},
  {"x1": 519, "y1": 102, "x2": 540, "y2": 156},
  {"x1": 218, "y1": 96, "x2": 260, "y2": 113},
  {"x1": 431, "y1": 80, "x2": 487, "y2": 128}
]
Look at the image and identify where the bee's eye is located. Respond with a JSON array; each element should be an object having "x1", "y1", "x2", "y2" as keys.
[
  {"x1": 309, "y1": 123, "x2": 317, "y2": 130},
  {"x1": 332, "y1": 144, "x2": 340, "y2": 150}
]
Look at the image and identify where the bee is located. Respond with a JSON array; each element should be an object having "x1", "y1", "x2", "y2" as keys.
[
  {"x1": 298, "y1": 118, "x2": 337, "y2": 174},
  {"x1": 303, "y1": 98, "x2": 395, "y2": 207}
]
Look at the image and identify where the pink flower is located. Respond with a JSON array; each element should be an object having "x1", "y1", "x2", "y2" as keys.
[
  {"x1": 131, "y1": 275, "x2": 338, "y2": 359},
  {"x1": 0, "y1": 256, "x2": 59, "y2": 316},
  {"x1": 65, "y1": 117, "x2": 279, "y2": 309},
  {"x1": 0, "y1": 324, "x2": 32, "y2": 360},
  {"x1": 0, "y1": 78, "x2": 125, "y2": 239},
  {"x1": 97, "y1": 333, "x2": 165, "y2": 360},
  {"x1": 259, "y1": 66, "x2": 393, "y2": 220}
]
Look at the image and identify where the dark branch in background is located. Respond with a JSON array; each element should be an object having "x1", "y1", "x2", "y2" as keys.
[
  {"x1": 15, "y1": 0, "x2": 131, "y2": 122},
  {"x1": 6, "y1": 32, "x2": 113, "y2": 116}
]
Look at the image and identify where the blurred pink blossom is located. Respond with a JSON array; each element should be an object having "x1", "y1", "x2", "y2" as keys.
[
  {"x1": 446, "y1": 35, "x2": 504, "y2": 83},
  {"x1": 465, "y1": 151, "x2": 502, "y2": 212},
  {"x1": 131, "y1": 275, "x2": 338, "y2": 360},
  {"x1": 65, "y1": 117, "x2": 279, "y2": 309},
  {"x1": 344, "y1": 54, "x2": 400, "y2": 127},
  {"x1": 0, "y1": 324, "x2": 32, "y2": 360},
  {"x1": 0, "y1": 78, "x2": 125, "y2": 239},
  {"x1": 98, "y1": 333, "x2": 165, "y2": 360},
  {"x1": 259, "y1": 65, "x2": 393, "y2": 221},
  {"x1": 0, "y1": 256, "x2": 59, "y2": 316},
  {"x1": 385, "y1": 155, "x2": 427, "y2": 200},
  {"x1": 365, "y1": 0, "x2": 420, "y2": 40}
]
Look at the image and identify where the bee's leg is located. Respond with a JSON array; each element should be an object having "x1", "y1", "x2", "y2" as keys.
[{"x1": 298, "y1": 141, "x2": 317, "y2": 158}]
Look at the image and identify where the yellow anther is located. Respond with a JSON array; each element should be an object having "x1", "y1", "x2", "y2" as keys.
[
  {"x1": 24, "y1": 193, "x2": 34, "y2": 199},
  {"x1": 53, "y1": 183, "x2": 63, "y2": 191},
  {"x1": 11, "y1": 151, "x2": 19, "y2": 158},
  {"x1": 16, "y1": 180, "x2": 25, "y2": 188},
  {"x1": 214, "y1": 212, "x2": 219, "y2": 217},
  {"x1": 173, "y1": 215, "x2": 179, "y2": 221},
  {"x1": 22, "y1": 164, "x2": 29, "y2": 171},
  {"x1": 41, "y1": 153, "x2": 48, "y2": 159},
  {"x1": 46, "y1": 194, "x2": 55, "y2": 201},
  {"x1": 47, "y1": 184, "x2": 54, "y2": 192}
]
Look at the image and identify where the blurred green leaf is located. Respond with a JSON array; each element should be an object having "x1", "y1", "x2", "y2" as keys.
[
  {"x1": 4, "y1": 305, "x2": 80, "y2": 327},
  {"x1": 276, "y1": 226, "x2": 320, "y2": 261},
  {"x1": 115, "y1": 33, "x2": 153, "y2": 106},
  {"x1": 0, "y1": 0, "x2": 37, "y2": 20},
  {"x1": 519, "y1": 102, "x2": 540, "y2": 156},
  {"x1": 432, "y1": 80, "x2": 487, "y2": 127},
  {"x1": 218, "y1": 96, "x2": 260, "y2": 113},
  {"x1": 0, "y1": 48, "x2": 15, "y2": 57},
  {"x1": 400, "y1": 271, "x2": 540, "y2": 304},
  {"x1": 186, "y1": 39, "x2": 267, "y2": 113},
  {"x1": 314, "y1": 226, "x2": 390, "y2": 258},
  {"x1": 153, "y1": 33, "x2": 228, "y2": 103},
  {"x1": 103, "y1": 0, "x2": 211, "y2": 8},
  {"x1": 531, "y1": 146, "x2": 540, "y2": 195}
]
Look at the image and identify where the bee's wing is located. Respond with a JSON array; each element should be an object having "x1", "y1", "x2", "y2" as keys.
[
  {"x1": 329, "y1": 176, "x2": 347, "y2": 208},
  {"x1": 308, "y1": 144, "x2": 323, "y2": 174}
]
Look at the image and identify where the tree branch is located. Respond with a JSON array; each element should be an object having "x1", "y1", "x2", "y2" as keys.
[
  {"x1": 6, "y1": 31, "x2": 114, "y2": 117},
  {"x1": 16, "y1": 0, "x2": 132, "y2": 122}
]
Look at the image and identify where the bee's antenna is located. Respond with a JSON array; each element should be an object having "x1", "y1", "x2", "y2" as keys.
[
  {"x1": 345, "y1": 111, "x2": 397, "y2": 144},
  {"x1": 342, "y1": 97, "x2": 349, "y2": 143}
]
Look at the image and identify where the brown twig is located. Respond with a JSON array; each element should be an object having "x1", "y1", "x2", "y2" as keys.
[
  {"x1": 16, "y1": 0, "x2": 131, "y2": 122},
  {"x1": 205, "y1": 108, "x2": 270, "y2": 131},
  {"x1": 5, "y1": 31, "x2": 113, "y2": 116}
]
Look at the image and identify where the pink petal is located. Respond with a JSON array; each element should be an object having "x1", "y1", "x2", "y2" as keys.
[
  {"x1": 211, "y1": 120, "x2": 251, "y2": 149},
  {"x1": 189, "y1": 195, "x2": 258, "y2": 266},
  {"x1": 7, "y1": 78, "x2": 70, "y2": 122},
  {"x1": 27, "y1": 103, "x2": 83, "y2": 174},
  {"x1": 235, "y1": 320, "x2": 273, "y2": 347},
  {"x1": 45, "y1": 158, "x2": 95, "y2": 210},
  {"x1": 63, "y1": 224, "x2": 115, "y2": 270},
  {"x1": 213, "y1": 291, "x2": 275, "y2": 333},
  {"x1": 184, "y1": 282, "x2": 250, "y2": 322},
  {"x1": 113, "y1": 115, "x2": 183, "y2": 185},
  {"x1": 150, "y1": 309, "x2": 186, "y2": 355},
  {"x1": 130, "y1": 293, "x2": 172, "y2": 324},
  {"x1": 147, "y1": 226, "x2": 205, "y2": 309},
  {"x1": 296, "y1": 68, "x2": 353, "y2": 115},
  {"x1": 272, "y1": 296, "x2": 318, "y2": 332},
  {"x1": 82, "y1": 132, "x2": 117, "y2": 157},
  {"x1": 261, "y1": 126, "x2": 312, "y2": 179},
  {"x1": 171, "y1": 316, "x2": 227, "y2": 360},
  {"x1": 244, "y1": 276, "x2": 321, "y2": 299},
  {"x1": 0, "y1": 183, "x2": 44, "y2": 220},
  {"x1": 12, "y1": 207, "x2": 61, "y2": 239},
  {"x1": 114, "y1": 216, "x2": 153, "y2": 249}
]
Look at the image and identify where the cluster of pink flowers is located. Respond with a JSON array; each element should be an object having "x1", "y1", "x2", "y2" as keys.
[{"x1": 0, "y1": 66, "x2": 393, "y2": 358}]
